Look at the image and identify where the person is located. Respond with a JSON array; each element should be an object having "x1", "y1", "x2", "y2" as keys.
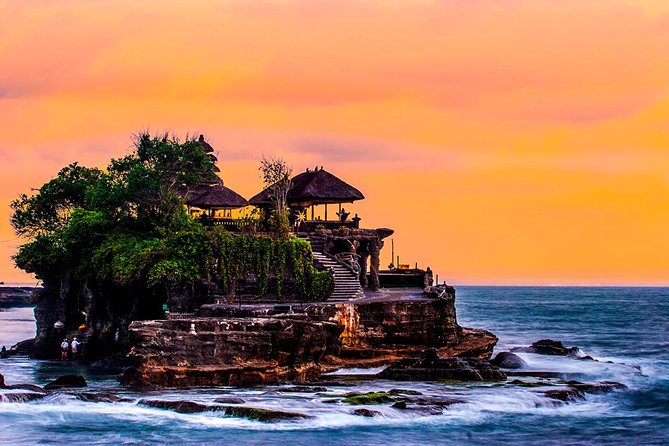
[
  {"x1": 1, "y1": 345, "x2": 7, "y2": 359},
  {"x1": 70, "y1": 337, "x2": 81, "y2": 360},
  {"x1": 60, "y1": 338, "x2": 69, "y2": 360},
  {"x1": 337, "y1": 207, "x2": 350, "y2": 222}
]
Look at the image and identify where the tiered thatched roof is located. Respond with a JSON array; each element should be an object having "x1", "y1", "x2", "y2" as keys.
[
  {"x1": 180, "y1": 136, "x2": 247, "y2": 209},
  {"x1": 185, "y1": 178, "x2": 248, "y2": 209},
  {"x1": 249, "y1": 168, "x2": 364, "y2": 207},
  {"x1": 197, "y1": 135, "x2": 219, "y2": 172}
]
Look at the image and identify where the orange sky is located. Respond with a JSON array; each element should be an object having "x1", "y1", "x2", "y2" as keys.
[{"x1": 1, "y1": 0, "x2": 669, "y2": 285}]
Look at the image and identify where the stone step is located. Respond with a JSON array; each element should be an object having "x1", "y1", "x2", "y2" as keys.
[{"x1": 302, "y1": 238, "x2": 363, "y2": 300}]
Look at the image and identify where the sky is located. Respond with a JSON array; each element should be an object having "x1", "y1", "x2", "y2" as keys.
[{"x1": 1, "y1": 0, "x2": 669, "y2": 285}]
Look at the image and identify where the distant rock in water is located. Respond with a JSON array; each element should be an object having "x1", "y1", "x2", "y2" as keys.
[
  {"x1": 0, "y1": 392, "x2": 46, "y2": 403},
  {"x1": 69, "y1": 392, "x2": 122, "y2": 403},
  {"x1": 352, "y1": 408, "x2": 382, "y2": 417},
  {"x1": 491, "y1": 352, "x2": 528, "y2": 369},
  {"x1": 543, "y1": 388, "x2": 585, "y2": 402},
  {"x1": 512, "y1": 339, "x2": 581, "y2": 356},
  {"x1": 567, "y1": 381, "x2": 627, "y2": 394},
  {"x1": 379, "y1": 348, "x2": 506, "y2": 381},
  {"x1": 138, "y1": 399, "x2": 312, "y2": 421},
  {"x1": 44, "y1": 375, "x2": 87, "y2": 390},
  {"x1": 0, "y1": 286, "x2": 37, "y2": 309}
]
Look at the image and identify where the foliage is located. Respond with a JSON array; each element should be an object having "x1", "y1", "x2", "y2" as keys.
[
  {"x1": 258, "y1": 155, "x2": 292, "y2": 212},
  {"x1": 11, "y1": 132, "x2": 215, "y2": 289},
  {"x1": 207, "y1": 232, "x2": 332, "y2": 300},
  {"x1": 267, "y1": 209, "x2": 291, "y2": 240},
  {"x1": 11, "y1": 131, "x2": 332, "y2": 320},
  {"x1": 11, "y1": 163, "x2": 104, "y2": 238}
]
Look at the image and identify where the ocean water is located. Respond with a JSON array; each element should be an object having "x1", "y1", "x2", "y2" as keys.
[{"x1": 0, "y1": 287, "x2": 667, "y2": 445}]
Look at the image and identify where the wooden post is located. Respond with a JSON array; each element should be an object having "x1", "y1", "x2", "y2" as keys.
[
  {"x1": 311, "y1": 205, "x2": 314, "y2": 220},
  {"x1": 325, "y1": 203, "x2": 328, "y2": 221}
]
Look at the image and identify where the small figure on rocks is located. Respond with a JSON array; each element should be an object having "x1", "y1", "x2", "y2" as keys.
[
  {"x1": 70, "y1": 337, "x2": 81, "y2": 360},
  {"x1": 60, "y1": 339, "x2": 69, "y2": 360},
  {"x1": 0, "y1": 345, "x2": 7, "y2": 359}
]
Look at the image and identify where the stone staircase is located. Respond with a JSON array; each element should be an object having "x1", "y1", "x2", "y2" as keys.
[
  {"x1": 301, "y1": 235, "x2": 364, "y2": 301},
  {"x1": 311, "y1": 252, "x2": 364, "y2": 301}
]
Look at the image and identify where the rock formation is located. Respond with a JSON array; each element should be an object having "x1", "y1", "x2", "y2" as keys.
[
  {"x1": 122, "y1": 291, "x2": 498, "y2": 388},
  {"x1": 379, "y1": 348, "x2": 506, "y2": 381}
]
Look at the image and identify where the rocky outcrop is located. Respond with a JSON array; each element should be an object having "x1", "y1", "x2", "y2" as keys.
[
  {"x1": 44, "y1": 375, "x2": 87, "y2": 390},
  {"x1": 352, "y1": 408, "x2": 382, "y2": 417},
  {"x1": 121, "y1": 317, "x2": 343, "y2": 388},
  {"x1": 138, "y1": 399, "x2": 311, "y2": 421},
  {"x1": 305, "y1": 296, "x2": 497, "y2": 368},
  {"x1": 379, "y1": 349, "x2": 506, "y2": 382},
  {"x1": 491, "y1": 352, "x2": 528, "y2": 369},
  {"x1": 123, "y1": 291, "x2": 498, "y2": 387},
  {"x1": 512, "y1": 339, "x2": 580, "y2": 356}
]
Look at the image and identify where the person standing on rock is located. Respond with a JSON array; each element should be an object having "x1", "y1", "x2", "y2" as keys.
[
  {"x1": 60, "y1": 339, "x2": 69, "y2": 360},
  {"x1": 70, "y1": 337, "x2": 81, "y2": 360}
]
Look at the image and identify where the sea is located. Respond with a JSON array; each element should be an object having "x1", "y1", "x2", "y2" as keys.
[{"x1": 0, "y1": 286, "x2": 667, "y2": 445}]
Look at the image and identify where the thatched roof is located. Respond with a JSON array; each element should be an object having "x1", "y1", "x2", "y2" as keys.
[
  {"x1": 198, "y1": 134, "x2": 215, "y2": 153},
  {"x1": 186, "y1": 179, "x2": 248, "y2": 209},
  {"x1": 249, "y1": 168, "x2": 365, "y2": 206}
]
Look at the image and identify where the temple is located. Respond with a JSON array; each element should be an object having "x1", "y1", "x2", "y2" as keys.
[{"x1": 181, "y1": 136, "x2": 428, "y2": 299}]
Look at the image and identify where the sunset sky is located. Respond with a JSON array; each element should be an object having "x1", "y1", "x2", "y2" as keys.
[{"x1": 1, "y1": 0, "x2": 669, "y2": 285}]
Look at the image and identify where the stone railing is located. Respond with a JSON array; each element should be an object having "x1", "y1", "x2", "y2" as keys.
[
  {"x1": 166, "y1": 312, "x2": 195, "y2": 320},
  {"x1": 300, "y1": 220, "x2": 359, "y2": 232}
]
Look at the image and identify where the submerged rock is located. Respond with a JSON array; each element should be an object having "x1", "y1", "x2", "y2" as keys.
[
  {"x1": 70, "y1": 392, "x2": 121, "y2": 403},
  {"x1": 220, "y1": 406, "x2": 312, "y2": 422},
  {"x1": 543, "y1": 388, "x2": 585, "y2": 402},
  {"x1": 491, "y1": 352, "x2": 527, "y2": 369},
  {"x1": 213, "y1": 397, "x2": 246, "y2": 404},
  {"x1": 0, "y1": 392, "x2": 46, "y2": 403},
  {"x1": 7, "y1": 384, "x2": 46, "y2": 393},
  {"x1": 388, "y1": 388, "x2": 423, "y2": 396},
  {"x1": 342, "y1": 392, "x2": 395, "y2": 405},
  {"x1": 507, "y1": 379, "x2": 549, "y2": 388},
  {"x1": 352, "y1": 408, "x2": 383, "y2": 417},
  {"x1": 277, "y1": 386, "x2": 327, "y2": 393},
  {"x1": 541, "y1": 381, "x2": 626, "y2": 403},
  {"x1": 391, "y1": 401, "x2": 444, "y2": 416},
  {"x1": 138, "y1": 399, "x2": 311, "y2": 421},
  {"x1": 568, "y1": 381, "x2": 627, "y2": 394},
  {"x1": 512, "y1": 339, "x2": 580, "y2": 356},
  {"x1": 139, "y1": 399, "x2": 213, "y2": 414},
  {"x1": 408, "y1": 397, "x2": 465, "y2": 407},
  {"x1": 44, "y1": 375, "x2": 87, "y2": 390},
  {"x1": 379, "y1": 349, "x2": 506, "y2": 382}
]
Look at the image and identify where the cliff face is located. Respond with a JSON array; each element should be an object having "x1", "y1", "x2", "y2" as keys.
[
  {"x1": 121, "y1": 317, "x2": 343, "y2": 387},
  {"x1": 122, "y1": 292, "x2": 498, "y2": 387},
  {"x1": 30, "y1": 275, "x2": 166, "y2": 359}
]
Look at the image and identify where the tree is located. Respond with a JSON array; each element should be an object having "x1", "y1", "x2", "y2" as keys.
[
  {"x1": 259, "y1": 155, "x2": 292, "y2": 238},
  {"x1": 12, "y1": 132, "x2": 216, "y2": 288},
  {"x1": 259, "y1": 155, "x2": 292, "y2": 213}
]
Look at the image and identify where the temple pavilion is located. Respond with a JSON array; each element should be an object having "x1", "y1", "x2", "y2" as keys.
[
  {"x1": 249, "y1": 167, "x2": 365, "y2": 231},
  {"x1": 183, "y1": 138, "x2": 396, "y2": 293},
  {"x1": 182, "y1": 135, "x2": 249, "y2": 226}
]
